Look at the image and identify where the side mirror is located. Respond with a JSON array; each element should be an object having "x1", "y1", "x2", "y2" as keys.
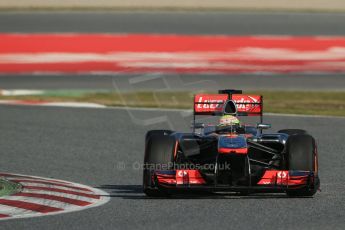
[
  {"x1": 192, "y1": 122, "x2": 205, "y2": 129},
  {"x1": 257, "y1": 123, "x2": 271, "y2": 129},
  {"x1": 192, "y1": 122, "x2": 205, "y2": 134},
  {"x1": 223, "y1": 100, "x2": 237, "y2": 115}
]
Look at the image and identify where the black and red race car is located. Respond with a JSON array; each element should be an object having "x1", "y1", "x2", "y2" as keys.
[{"x1": 143, "y1": 89, "x2": 320, "y2": 197}]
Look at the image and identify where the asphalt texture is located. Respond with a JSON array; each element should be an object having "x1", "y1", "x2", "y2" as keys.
[
  {"x1": 1, "y1": 11, "x2": 345, "y2": 35},
  {"x1": 0, "y1": 73, "x2": 344, "y2": 91},
  {"x1": 0, "y1": 11, "x2": 344, "y2": 91},
  {"x1": 0, "y1": 105, "x2": 344, "y2": 229}
]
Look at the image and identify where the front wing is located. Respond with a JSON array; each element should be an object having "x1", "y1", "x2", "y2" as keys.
[{"x1": 151, "y1": 169, "x2": 317, "y2": 193}]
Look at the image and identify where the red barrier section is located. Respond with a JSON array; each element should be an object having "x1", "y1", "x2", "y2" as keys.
[{"x1": 1, "y1": 34, "x2": 345, "y2": 73}]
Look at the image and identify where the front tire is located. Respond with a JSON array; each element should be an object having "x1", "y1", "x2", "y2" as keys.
[
  {"x1": 285, "y1": 134, "x2": 319, "y2": 197},
  {"x1": 145, "y1": 130, "x2": 173, "y2": 144},
  {"x1": 278, "y1": 129, "x2": 307, "y2": 136},
  {"x1": 143, "y1": 134, "x2": 176, "y2": 197}
]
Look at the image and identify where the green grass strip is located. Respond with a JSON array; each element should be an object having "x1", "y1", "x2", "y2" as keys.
[
  {"x1": 0, "y1": 90, "x2": 344, "y2": 117},
  {"x1": 0, "y1": 179, "x2": 22, "y2": 197}
]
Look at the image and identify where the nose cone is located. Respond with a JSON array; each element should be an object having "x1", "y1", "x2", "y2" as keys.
[{"x1": 218, "y1": 135, "x2": 248, "y2": 154}]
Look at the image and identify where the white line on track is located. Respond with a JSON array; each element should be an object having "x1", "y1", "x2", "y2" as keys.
[
  {"x1": 0, "y1": 204, "x2": 34, "y2": 217},
  {"x1": 108, "y1": 106, "x2": 345, "y2": 119},
  {"x1": 2, "y1": 196, "x2": 83, "y2": 210},
  {"x1": 0, "y1": 172, "x2": 110, "y2": 221},
  {"x1": 0, "y1": 100, "x2": 343, "y2": 119},
  {"x1": 17, "y1": 182, "x2": 95, "y2": 194},
  {"x1": 19, "y1": 189, "x2": 99, "y2": 203}
]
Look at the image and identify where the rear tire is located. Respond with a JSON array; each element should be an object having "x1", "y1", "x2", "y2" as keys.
[
  {"x1": 285, "y1": 134, "x2": 318, "y2": 197},
  {"x1": 143, "y1": 134, "x2": 176, "y2": 197},
  {"x1": 278, "y1": 129, "x2": 307, "y2": 136}
]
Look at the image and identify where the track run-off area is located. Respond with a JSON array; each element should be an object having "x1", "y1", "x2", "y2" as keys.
[
  {"x1": 0, "y1": 104, "x2": 344, "y2": 229},
  {"x1": 1, "y1": 34, "x2": 345, "y2": 74}
]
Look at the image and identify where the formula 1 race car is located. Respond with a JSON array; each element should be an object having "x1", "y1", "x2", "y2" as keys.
[{"x1": 143, "y1": 89, "x2": 320, "y2": 197}]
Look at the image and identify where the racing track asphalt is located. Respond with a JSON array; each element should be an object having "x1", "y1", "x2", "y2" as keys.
[
  {"x1": 1, "y1": 11, "x2": 345, "y2": 35},
  {"x1": 0, "y1": 11, "x2": 344, "y2": 91},
  {"x1": 0, "y1": 105, "x2": 344, "y2": 229},
  {"x1": 0, "y1": 73, "x2": 344, "y2": 91}
]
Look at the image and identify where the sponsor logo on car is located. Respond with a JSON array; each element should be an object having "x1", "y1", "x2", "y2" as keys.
[
  {"x1": 277, "y1": 171, "x2": 287, "y2": 178},
  {"x1": 233, "y1": 95, "x2": 262, "y2": 113},
  {"x1": 196, "y1": 97, "x2": 225, "y2": 109},
  {"x1": 194, "y1": 94, "x2": 228, "y2": 113},
  {"x1": 194, "y1": 94, "x2": 262, "y2": 114}
]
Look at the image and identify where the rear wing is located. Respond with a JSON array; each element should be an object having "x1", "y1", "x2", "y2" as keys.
[{"x1": 194, "y1": 93, "x2": 263, "y2": 117}]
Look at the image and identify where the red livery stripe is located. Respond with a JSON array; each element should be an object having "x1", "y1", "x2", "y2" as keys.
[{"x1": 218, "y1": 148, "x2": 248, "y2": 154}]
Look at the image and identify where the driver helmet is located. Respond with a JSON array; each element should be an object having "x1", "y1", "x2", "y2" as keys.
[{"x1": 218, "y1": 115, "x2": 240, "y2": 126}]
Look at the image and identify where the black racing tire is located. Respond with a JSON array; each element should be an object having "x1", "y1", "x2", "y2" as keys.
[
  {"x1": 278, "y1": 129, "x2": 307, "y2": 136},
  {"x1": 143, "y1": 134, "x2": 176, "y2": 197},
  {"x1": 285, "y1": 134, "x2": 318, "y2": 197},
  {"x1": 145, "y1": 130, "x2": 173, "y2": 145}
]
